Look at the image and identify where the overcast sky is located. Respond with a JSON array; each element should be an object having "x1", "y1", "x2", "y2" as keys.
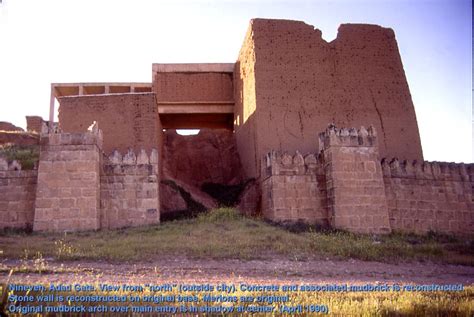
[{"x1": 0, "y1": 0, "x2": 472, "y2": 162}]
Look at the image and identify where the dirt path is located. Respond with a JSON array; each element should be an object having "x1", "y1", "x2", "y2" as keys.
[{"x1": 1, "y1": 257, "x2": 473, "y2": 285}]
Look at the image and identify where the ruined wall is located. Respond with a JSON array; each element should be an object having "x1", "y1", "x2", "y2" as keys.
[
  {"x1": 382, "y1": 159, "x2": 474, "y2": 235},
  {"x1": 162, "y1": 129, "x2": 243, "y2": 188},
  {"x1": 58, "y1": 93, "x2": 162, "y2": 155},
  {"x1": 153, "y1": 73, "x2": 233, "y2": 102},
  {"x1": 0, "y1": 159, "x2": 37, "y2": 230},
  {"x1": 0, "y1": 132, "x2": 39, "y2": 146},
  {"x1": 234, "y1": 24, "x2": 259, "y2": 178},
  {"x1": 100, "y1": 149, "x2": 160, "y2": 229},
  {"x1": 26, "y1": 116, "x2": 44, "y2": 133},
  {"x1": 320, "y1": 126, "x2": 391, "y2": 234},
  {"x1": 261, "y1": 151, "x2": 327, "y2": 225},
  {"x1": 0, "y1": 121, "x2": 23, "y2": 132},
  {"x1": 33, "y1": 131, "x2": 102, "y2": 232},
  {"x1": 235, "y1": 19, "x2": 423, "y2": 179}
]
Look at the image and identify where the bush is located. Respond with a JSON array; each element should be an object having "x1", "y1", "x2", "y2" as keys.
[{"x1": 0, "y1": 144, "x2": 39, "y2": 170}]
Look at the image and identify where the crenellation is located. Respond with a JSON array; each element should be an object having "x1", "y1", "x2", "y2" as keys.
[
  {"x1": 1, "y1": 19, "x2": 472, "y2": 236},
  {"x1": 382, "y1": 158, "x2": 474, "y2": 182},
  {"x1": 318, "y1": 125, "x2": 378, "y2": 151},
  {"x1": 263, "y1": 150, "x2": 324, "y2": 179}
]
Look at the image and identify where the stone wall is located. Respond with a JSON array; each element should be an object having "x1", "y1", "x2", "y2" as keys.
[
  {"x1": 262, "y1": 125, "x2": 473, "y2": 236},
  {"x1": 0, "y1": 159, "x2": 37, "y2": 230},
  {"x1": 319, "y1": 126, "x2": 391, "y2": 234},
  {"x1": 382, "y1": 159, "x2": 474, "y2": 235},
  {"x1": 57, "y1": 93, "x2": 162, "y2": 155},
  {"x1": 100, "y1": 149, "x2": 160, "y2": 229},
  {"x1": 235, "y1": 19, "x2": 423, "y2": 179},
  {"x1": 261, "y1": 151, "x2": 327, "y2": 225},
  {"x1": 33, "y1": 130, "x2": 102, "y2": 232}
]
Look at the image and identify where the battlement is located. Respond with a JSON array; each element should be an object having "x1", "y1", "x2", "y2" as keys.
[
  {"x1": 40, "y1": 123, "x2": 103, "y2": 148},
  {"x1": 105, "y1": 148, "x2": 159, "y2": 165},
  {"x1": 318, "y1": 124, "x2": 377, "y2": 150},
  {"x1": 262, "y1": 150, "x2": 322, "y2": 178},
  {"x1": 381, "y1": 158, "x2": 473, "y2": 182},
  {"x1": 103, "y1": 148, "x2": 159, "y2": 176}
]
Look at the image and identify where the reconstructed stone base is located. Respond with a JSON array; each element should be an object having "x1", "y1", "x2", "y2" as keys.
[
  {"x1": 33, "y1": 132, "x2": 102, "y2": 232},
  {"x1": 262, "y1": 125, "x2": 473, "y2": 236}
]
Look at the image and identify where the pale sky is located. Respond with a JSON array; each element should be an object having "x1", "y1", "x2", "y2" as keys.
[{"x1": 0, "y1": 0, "x2": 472, "y2": 163}]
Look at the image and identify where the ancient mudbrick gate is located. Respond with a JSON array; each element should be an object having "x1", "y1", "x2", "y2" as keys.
[{"x1": 0, "y1": 18, "x2": 472, "y2": 235}]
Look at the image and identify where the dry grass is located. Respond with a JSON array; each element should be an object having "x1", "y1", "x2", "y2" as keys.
[{"x1": 0, "y1": 208, "x2": 473, "y2": 265}]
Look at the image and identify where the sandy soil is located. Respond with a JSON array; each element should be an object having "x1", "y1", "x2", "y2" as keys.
[{"x1": 1, "y1": 257, "x2": 473, "y2": 285}]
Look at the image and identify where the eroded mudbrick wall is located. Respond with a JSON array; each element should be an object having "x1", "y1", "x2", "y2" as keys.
[
  {"x1": 58, "y1": 93, "x2": 162, "y2": 155},
  {"x1": 101, "y1": 149, "x2": 160, "y2": 229},
  {"x1": 162, "y1": 129, "x2": 243, "y2": 188},
  {"x1": 261, "y1": 152, "x2": 327, "y2": 225},
  {"x1": 26, "y1": 116, "x2": 44, "y2": 133},
  {"x1": 0, "y1": 159, "x2": 37, "y2": 229},
  {"x1": 382, "y1": 159, "x2": 474, "y2": 235},
  {"x1": 153, "y1": 73, "x2": 233, "y2": 102},
  {"x1": 234, "y1": 25, "x2": 259, "y2": 179},
  {"x1": 33, "y1": 131, "x2": 102, "y2": 232},
  {"x1": 235, "y1": 19, "x2": 423, "y2": 179}
]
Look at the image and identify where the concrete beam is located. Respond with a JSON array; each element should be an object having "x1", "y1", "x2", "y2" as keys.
[
  {"x1": 157, "y1": 101, "x2": 234, "y2": 114},
  {"x1": 152, "y1": 63, "x2": 234, "y2": 73},
  {"x1": 52, "y1": 83, "x2": 151, "y2": 98},
  {"x1": 158, "y1": 105, "x2": 234, "y2": 114}
]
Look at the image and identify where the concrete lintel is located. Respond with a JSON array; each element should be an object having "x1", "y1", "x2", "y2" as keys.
[
  {"x1": 158, "y1": 105, "x2": 234, "y2": 114},
  {"x1": 152, "y1": 63, "x2": 234, "y2": 73},
  {"x1": 52, "y1": 83, "x2": 152, "y2": 98}
]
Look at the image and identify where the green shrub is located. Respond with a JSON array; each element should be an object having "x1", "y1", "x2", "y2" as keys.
[{"x1": 0, "y1": 144, "x2": 39, "y2": 170}]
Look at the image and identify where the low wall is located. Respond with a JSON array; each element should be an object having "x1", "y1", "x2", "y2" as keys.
[
  {"x1": 382, "y1": 159, "x2": 474, "y2": 235},
  {"x1": 100, "y1": 149, "x2": 160, "y2": 229},
  {"x1": 0, "y1": 159, "x2": 37, "y2": 230},
  {"x1": 261, "y1": 151, "x2": 327, "y2": 225},
  {"x1": 261, "y1": 125, "x2": 474, "y2": 236}
]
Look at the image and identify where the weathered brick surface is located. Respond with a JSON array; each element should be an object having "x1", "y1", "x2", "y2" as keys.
[
  {"x1": 235, "y1": 19, "x2": 423, "y2": 180},
  {"x1": 261, "y1": 151, "x2": 327, "y2": 225},
  {"x1": 100, "y1": 149, "x2": 160, "y2": 229},
  {"x1": 382, "y1": 159, "x2": 474, "y2": 236},
  {"x1": 153, "y1": 73, "x2": 233, "y2": 102},
  {"x1": 57, "y1": 93, "x2": 161, "y2": 155},
  {"x1": 319, "y1": 126, "x2": 391, "y2": 234},
  {"x1": 25, "y1": 116, "x2": 44, "y2": 133},
  {"x1": 33, "y1": 131, "x2": 102, "y2": 232},
  {"x1": 234, "y1": 24, "x2": 259, "y2": 178},
  {"x1": 0, "y1": 159, "x2": 37, "y2": 229}
]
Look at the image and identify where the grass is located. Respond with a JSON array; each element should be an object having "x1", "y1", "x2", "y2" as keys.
[
  {"x1": 0, "y1": 208, "x2": 473, "y2": 265},
  {"x1": 1, "y1": 209, "x2": 473, "y2": 315},
  {"x1": 0, "y1": 143, "x2": 39, "y2": 170}
]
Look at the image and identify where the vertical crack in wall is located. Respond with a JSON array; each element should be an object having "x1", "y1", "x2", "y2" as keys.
[
  {"x1": 298, "y1": 110, "x2": 304, "y2": 137},
  {"x1": 370, "y1": 88, "x2": 388, "y2": 150}
]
